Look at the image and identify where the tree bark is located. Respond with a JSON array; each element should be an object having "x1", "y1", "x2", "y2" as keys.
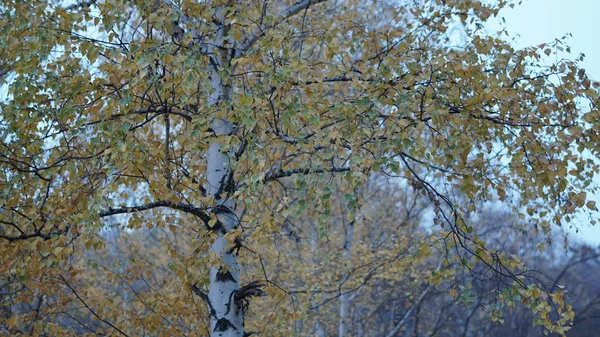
[
  {"x1": 339, "y1": 220, "x2": 354, "y2": 337},
  {"x1": 205, "y1": 3, "x2": 241, "y2": 336}
]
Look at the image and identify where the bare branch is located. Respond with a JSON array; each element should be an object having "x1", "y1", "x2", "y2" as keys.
[
  {"x1": 385, "y1": 284, "x2": 431, "y2": 337},
  {"x1": 60, "y1": 275, "x2": 130, "y2": 337}
]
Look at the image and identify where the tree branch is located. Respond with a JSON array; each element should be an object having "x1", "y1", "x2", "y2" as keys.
[
  {"x1": 0, "y1": 219, "x2": 70, "y2": 242},
  {"x1": 64, "y1": 0, "x2": 96, "y2": 11},
  {"x1": 235, "y1": 0, "x2": 328, "y2": 58},
  {"x1": 60, "y1": 275, "x2": 130, "y2": 337},
  {"x1": 0, "y1": 66, "x2": 10, "y2": 81},
  {"x1": 98, "y1": 200, "x2": 212, "y2": 228},
  {"x1": 385, "y1": 284, "x2": 431, "y2": 337},
  {"x1": 263, "y1": 166, "x2": 350, "y2": 183}
]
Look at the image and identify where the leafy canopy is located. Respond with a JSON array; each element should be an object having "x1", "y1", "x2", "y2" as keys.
[{"x1": 0, "y1": 0, "x2": 599, "y2": 335}]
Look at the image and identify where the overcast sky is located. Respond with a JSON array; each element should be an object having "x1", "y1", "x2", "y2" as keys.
[
  {"x1": 499, "y1": 0, "x2": 600, "y2": 80},
  {"x1": 491, "y1": 0, "x2": 600, "y2": 245}
]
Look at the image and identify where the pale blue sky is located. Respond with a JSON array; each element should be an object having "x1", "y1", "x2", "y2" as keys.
[
  {"x1": 498, "y1": 0, "x2": 600, "y2": 79},
  {"x1": 492, "y1": 0, "x2": 600, "y2": 245}
]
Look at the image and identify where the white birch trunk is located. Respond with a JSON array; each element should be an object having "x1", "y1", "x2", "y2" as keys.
[
  {"x1": 201, "y1": 1, "x2": 324, "y2": 335},
  {"x1": 339, "y1": 221, "x2": 354, "y2": 337},
  {"x1": 206, "y1": 124, "x2": 241, "y2": 337},
  {"x1": 205, "y1": 4, "x2": 242, "y2": 336},
  {"x1": 314, "y1": 322, "x2": 326, "y2": 337}
]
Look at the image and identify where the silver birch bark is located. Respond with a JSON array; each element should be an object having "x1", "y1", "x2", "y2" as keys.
[
  {"x1": 315, "y1": 322, "x2": 326, "y2": 337},
  {"x1": 202, "y1": 1, "x2": 329, "y2": 335},
  {"x1": 339, "y1": 220, "x2": 354, "y2": 337},
  {"x1": 205, "y1": 4, "x2": 241, "y2": 336}
]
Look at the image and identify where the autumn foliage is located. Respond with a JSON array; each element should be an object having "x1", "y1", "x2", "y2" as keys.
[{"x1": 1, "y1": 0, "x2": 599, "y2": 336}]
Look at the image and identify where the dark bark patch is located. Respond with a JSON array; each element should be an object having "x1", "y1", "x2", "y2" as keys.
[
  {"x1": 235, "y1": 281, "x2": 267, "y2": 316},
  {"x1": 216, "y1": 267, "x2": 236, "y2": 282},
  {"x1": 214, "y1": 317, "x2": 236, "y2": 332}
]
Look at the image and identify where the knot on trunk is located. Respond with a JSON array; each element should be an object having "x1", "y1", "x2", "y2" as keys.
[{"x1": 234, "y1": 281, "x2": 267, "y2": 316}]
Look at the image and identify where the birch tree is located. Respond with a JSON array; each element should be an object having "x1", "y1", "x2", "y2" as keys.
[{"x1": 1, "y1": 0, "x2": 599, "y2": 336}]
